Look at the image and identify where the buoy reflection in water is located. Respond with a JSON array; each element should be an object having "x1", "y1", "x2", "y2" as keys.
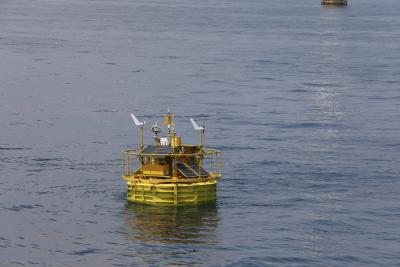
[{"x1": 122, "y1": 203, "x2": 221, "y2": 245}]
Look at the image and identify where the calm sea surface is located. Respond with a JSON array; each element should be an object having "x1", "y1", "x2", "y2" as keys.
[{"x1": 1, "y1": 0, "x2": 400, "y2": 266}]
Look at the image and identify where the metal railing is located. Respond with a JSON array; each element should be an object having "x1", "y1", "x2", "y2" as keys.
[{"x1": 122, "y1": 147, "x2": 222, "y2": 179}]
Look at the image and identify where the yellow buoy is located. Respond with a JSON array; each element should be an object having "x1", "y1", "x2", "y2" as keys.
[{"x1": 122, "y1": 111, "x2": 222, "y2": 206}]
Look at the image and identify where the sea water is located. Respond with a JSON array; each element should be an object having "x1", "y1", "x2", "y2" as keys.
[{"x1": 1, "y1": 0, "x2": 400, "y2": 266}]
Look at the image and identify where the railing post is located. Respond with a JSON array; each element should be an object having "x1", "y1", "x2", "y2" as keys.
[
  {"x1": 122, "y1": 152, "x2": 125, "y2": 176},
  {"x1": 220, "y1": 153, "x2": 222, "y2": 175},
  {"x1": 128, "y1": 152, "x2": 131, "y2": 175},
  {"x1": 210, "y1": 155, "x2": 213, "y2": 174}
]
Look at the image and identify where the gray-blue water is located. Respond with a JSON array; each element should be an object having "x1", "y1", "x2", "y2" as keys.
[{"x1": 1, "y1": 0, "x2": 400, "y2": 266}]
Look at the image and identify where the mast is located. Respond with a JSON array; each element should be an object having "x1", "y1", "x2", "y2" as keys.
[
  {"x1": 130, "y1": 113, "x2": 146, "y2": 150},
  {"x1": 190, "y1": 118, "x2": 205, "y2": 168},
  {"x1": 162, "y1": 109, "x2": 177, "y2": 177},
  {"x1": 162, "y1": 108, "x2": 175, "y2": 146}
]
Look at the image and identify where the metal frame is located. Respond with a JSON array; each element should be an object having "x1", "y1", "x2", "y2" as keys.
[{"x1": 122, "y1": 147, "x2": 222, "y2": 181}]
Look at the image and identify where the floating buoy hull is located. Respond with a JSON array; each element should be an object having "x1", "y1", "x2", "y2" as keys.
[{"x1": 126, "y1": 180, "x2": 217, "y2": 206}]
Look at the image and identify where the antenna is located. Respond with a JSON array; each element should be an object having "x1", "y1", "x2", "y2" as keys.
[
  {"x1": 190, "y1": 118, "x2": 205, "y2": 147},
  {"x1": 190, "y1": 118, "x2": 205, "y2": 167},
  {"x1": 162, "y1": 109, "x2": 175, "y2": 144},
  {"x1": 130, "y1": 113, "x2": 145, "y2": 127},
  {"x1": 130, "y1": 113, "x2": 145, "y2": 150},
  {"x1": 190, "y1": 118, "x2": 204, "y2": 131}
]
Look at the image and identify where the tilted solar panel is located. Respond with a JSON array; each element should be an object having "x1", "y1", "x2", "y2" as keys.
[{"x1": 140, "y1": 145, "x2": 173, "y2": 155}]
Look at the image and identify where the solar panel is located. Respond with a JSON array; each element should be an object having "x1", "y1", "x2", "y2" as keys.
[
  {"x1": 177, "y1": 162, "x2": 209, "y2": 178},
  {"x1": 177, "y1": 163, "x2": 198, "y2": 178},
  {"x1": 187, "y1": 162, "x2": 209, "y2": 176},
  {"x1": 140, "y1": 145, "x2": 173, "y2": 155}
]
